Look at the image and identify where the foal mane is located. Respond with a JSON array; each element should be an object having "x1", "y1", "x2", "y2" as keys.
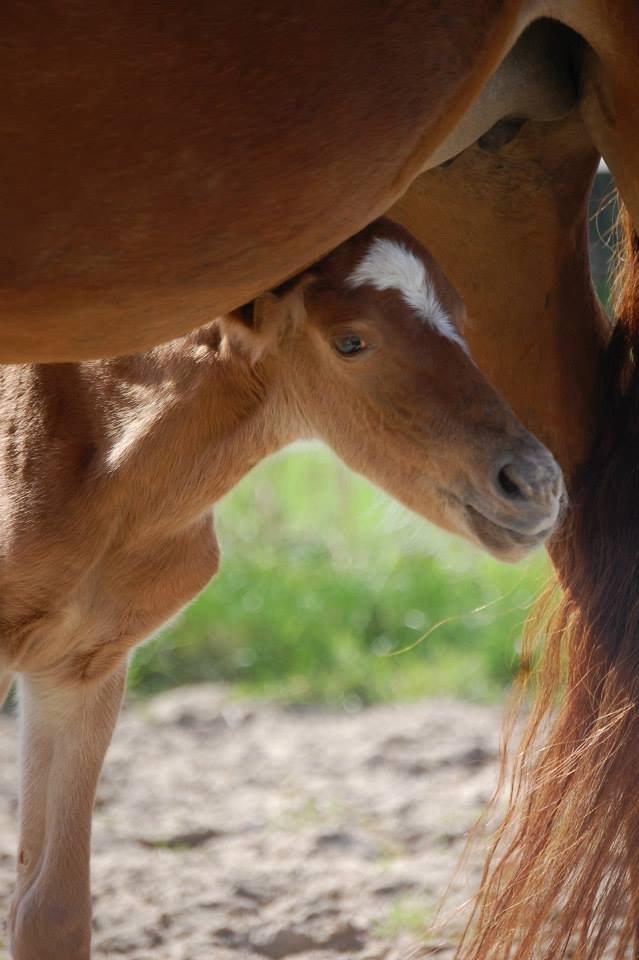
[{"x1": 458, "y1": 203, "x2": 639, "y2": 959}]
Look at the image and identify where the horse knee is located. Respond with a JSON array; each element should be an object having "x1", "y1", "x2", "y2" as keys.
[{"x1": 9, "y1": 882, "x2": 91, "y2": 960}]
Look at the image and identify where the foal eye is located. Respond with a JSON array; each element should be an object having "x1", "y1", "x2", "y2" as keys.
[{"x1": 332, "y1": 334, "x2": 367, "y2": 357}]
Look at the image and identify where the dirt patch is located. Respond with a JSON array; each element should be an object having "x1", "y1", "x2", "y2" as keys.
[{"x1": 0, "y1": 687, "x2": 504, "y2": 959}]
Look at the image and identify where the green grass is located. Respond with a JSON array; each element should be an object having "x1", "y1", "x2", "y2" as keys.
[
  {"x1": 376, "y1": 899, "x2": 433, "y2": 939},
  {"x1": 128, "y1": 444, "x2": 550, "y2": 705}
]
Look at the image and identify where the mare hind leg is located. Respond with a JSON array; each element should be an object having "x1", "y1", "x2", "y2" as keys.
[{"x1": 9, "y1": 665, "x2": 126, "y2": 960}]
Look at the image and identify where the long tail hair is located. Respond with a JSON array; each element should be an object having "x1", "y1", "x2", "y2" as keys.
[{"x1": 458, "y1": 203, "x2": 639, "y2": 959}]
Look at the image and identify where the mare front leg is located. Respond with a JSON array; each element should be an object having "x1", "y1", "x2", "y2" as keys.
[{"x1": 9, "y1": 665, "x2": 126, "y2": 960}]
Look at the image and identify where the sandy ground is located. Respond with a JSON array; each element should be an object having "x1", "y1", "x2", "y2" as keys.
[{"x1": 0, "y1": 687, "x2": 504, "y2": 960}]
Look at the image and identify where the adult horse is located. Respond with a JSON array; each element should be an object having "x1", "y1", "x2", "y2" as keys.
[{"x1": 2, "y1": 2, "x2": 639, "y2": 958}]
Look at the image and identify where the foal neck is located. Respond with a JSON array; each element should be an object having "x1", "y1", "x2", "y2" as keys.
[{"x1": 97, "y1": 326, "x2": 300, "y2": 530}]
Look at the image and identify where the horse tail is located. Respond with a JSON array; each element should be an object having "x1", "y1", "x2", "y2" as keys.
[{"x1": 458, "y1": 201, "x2": 639, "y2": 959}]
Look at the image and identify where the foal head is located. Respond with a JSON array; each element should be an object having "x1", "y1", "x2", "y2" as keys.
[{"x1": 223, "y1": 218, "x2": 565, "y2": 561}]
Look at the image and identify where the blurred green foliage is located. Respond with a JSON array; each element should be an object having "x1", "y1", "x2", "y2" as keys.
[{"x1": 128, "y1": 445, "x2": 550, "y2": 705}]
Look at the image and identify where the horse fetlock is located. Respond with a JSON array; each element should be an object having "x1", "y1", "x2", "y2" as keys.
[{"x1": 9, "y1": 882, "x2": 91, "y2": 960}]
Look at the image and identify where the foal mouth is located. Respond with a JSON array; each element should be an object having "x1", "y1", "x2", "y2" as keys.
[{"x1": 463, "y1": 502, "x2": 556, "y2": 557}]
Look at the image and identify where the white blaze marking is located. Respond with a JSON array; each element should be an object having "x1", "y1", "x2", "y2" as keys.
[{"x1": 347, "y1": 238, "x2": 466, "y2": 349}]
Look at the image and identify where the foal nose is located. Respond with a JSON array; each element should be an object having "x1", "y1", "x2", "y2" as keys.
[{"x1": 492, "y1": 446, "x2": 565, "y2": 533}]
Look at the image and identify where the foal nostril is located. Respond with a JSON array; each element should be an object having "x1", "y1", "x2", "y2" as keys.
[{"x1": 496, "y1": 463, "x2": 526, "y2": 500}]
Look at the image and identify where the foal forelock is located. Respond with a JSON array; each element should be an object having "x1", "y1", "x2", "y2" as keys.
[{"x1": 347, "y1": 238, "x2": 466, "y2": 349}]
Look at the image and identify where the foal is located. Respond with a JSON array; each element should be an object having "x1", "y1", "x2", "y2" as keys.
[{"x1": 0, "y1": 218, "x2": 564, "y2": 959}]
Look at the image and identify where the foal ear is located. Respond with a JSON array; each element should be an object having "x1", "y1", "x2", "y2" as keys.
[
  {"x1": 219, "y1": 276, "x2": 313, "y2": 363},
  {"x1": 218, "y1": 292, "x2": 291, "y2": 363}
]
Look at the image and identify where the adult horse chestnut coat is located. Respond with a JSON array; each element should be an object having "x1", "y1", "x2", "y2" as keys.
[{"x1": 1, "y1": 2, "x2": 639, "y2": 958}]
